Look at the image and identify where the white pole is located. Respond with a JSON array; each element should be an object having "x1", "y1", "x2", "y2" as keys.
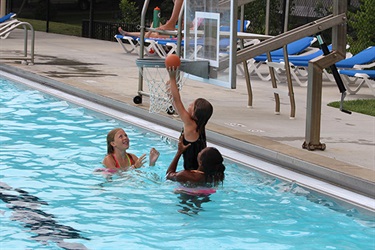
[
  {"x1": 1, "y1": 0, "x2": 7, "y2": 16},
  {"x1": 265, "y1": 0, "x2": 270, "y2": 35}
]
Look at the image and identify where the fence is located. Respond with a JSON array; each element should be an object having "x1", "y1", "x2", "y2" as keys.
[
  {"x1": 82, "y1": 20, "x2": 139, "y2": 41},
  {"x1": 290, "y1": 0, "x2": 360, "y2": 18},
  {"x1": 82, "y1": 0, "x2": 363, "y2": 46}
]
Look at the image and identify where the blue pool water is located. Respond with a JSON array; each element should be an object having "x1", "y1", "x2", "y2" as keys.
[{"x1": 1, "y1": 76, "x2": 374, "y2": 250}]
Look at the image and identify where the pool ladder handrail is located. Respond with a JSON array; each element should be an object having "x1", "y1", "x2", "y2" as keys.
[{"x1": 0, "y1": 20, "x2": 35, "y2": 65}]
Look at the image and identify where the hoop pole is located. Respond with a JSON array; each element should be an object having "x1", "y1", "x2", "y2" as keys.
[
  {"x1": 137, "y1": 0, "x2": 151, "y2": 97},
  {"x1": 177, "y1": 3, "x2": 184, "y2": 56}
]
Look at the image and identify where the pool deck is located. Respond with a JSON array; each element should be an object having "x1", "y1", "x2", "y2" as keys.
[{"x1": 1, "y1": 30, "x2": 374, "y2": 199}]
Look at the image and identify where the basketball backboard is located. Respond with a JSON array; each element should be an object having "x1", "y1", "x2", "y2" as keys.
[{"x1": 184, "y1": 0, "x2": 237, "y2": 88}]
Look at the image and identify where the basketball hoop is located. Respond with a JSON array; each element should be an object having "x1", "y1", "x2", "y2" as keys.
[{"x1": 136, "y1": 58, "x2": 186, "y2": 114}]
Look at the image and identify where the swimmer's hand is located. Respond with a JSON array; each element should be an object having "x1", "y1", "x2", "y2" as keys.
[
  {"x1": 149, "y1": 148, "x2": 160, "y2": 166},
  {"x1": 167, "y1": 67, "x2": 178, "y2": 78},
  {"x1": 177, "y1": 134, "x2": 190, "y2": 154},
  {"x1": 134, "y1": 154, "x2": 146, "y2": 169}
]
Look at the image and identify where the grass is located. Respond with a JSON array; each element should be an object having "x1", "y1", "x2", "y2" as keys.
[
  {"x1": 19, "y1": 18, "x2": 82, "y2": 37},
  {"x1": 327, "y1": 99, "x2": 375, "y2": 116}
]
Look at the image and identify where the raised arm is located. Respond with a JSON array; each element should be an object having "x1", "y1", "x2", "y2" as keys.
[
  {"x1": 166, "y1": 135, "x2": 191, "y2": 180},
  {"x1": 167, "y1": 68, "x2": 196, "y2": 127}
]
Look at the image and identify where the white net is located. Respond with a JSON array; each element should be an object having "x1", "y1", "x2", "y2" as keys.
[{"x1": 138, "y1": 64, "x2": 184, "y2": 114}]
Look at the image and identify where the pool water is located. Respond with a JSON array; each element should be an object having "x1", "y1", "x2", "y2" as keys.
[{"x1": 1, "y1": 77, "x2": 374, "y2": 250}]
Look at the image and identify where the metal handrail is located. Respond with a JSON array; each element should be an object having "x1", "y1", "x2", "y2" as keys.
[{"x1": 0, "y1": 21, "x2": 35, "y2": 65}]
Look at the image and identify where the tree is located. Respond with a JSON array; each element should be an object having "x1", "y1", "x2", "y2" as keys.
[
  {"x1": 347, "y1": 0, "x2": 375, "y2": 54},
  {"x1": 119, "y1": 0, "x2": 140, "y2": 25},
  {"x1": 244, "y1": 0, "x2": 282, "y2": 35}
]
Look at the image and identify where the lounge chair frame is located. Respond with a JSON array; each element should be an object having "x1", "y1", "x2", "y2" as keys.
[
  {"x1": 339, "y1": 69, "x2": 375, "y2": 96},
  {"x1": 0, "y1": 13, "x2": 35, "y2": 65},
  {"x1": 268, "y1": 46, "x2": 375, "y2": 87},
  {"x1": 115, "y1": 34, "x2": 180, "y2": 58}
]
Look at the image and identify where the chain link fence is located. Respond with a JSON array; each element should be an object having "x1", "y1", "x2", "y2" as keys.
[
  {"x1": 290, "y1": 0, "x2": 360, "y2": 18},
  {"x1": 81, "y1": 20, "x2": 139, "y2": 41}
]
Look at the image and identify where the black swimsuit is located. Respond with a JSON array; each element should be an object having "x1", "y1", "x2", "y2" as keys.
[{"x1": 182, "y1": 132, "x2": 206, "y2": 170}]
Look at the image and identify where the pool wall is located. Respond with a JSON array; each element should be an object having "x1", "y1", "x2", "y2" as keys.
[{"x1": 1, "y1": 64, "x2": 374, "y2": 209}]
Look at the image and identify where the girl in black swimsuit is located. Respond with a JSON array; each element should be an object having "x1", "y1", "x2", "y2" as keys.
[
  {"x1": 167, "y1": 69, "x2": 213, "y2": 170},
  {"x1": 166, "y1": 134, "x2": 225, "y2": 186}
]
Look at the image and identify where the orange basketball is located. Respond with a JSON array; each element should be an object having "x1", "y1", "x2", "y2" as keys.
[{"x1": 165, "y1": 54, "x2": 181, "y2": 68}]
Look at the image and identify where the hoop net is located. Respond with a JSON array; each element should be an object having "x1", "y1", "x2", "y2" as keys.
[{"x1": 137, "y1": 59, "x2": 185, "y2": 113}]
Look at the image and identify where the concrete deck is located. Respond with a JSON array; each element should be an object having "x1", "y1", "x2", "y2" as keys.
[{"x1": 1, "y1": 30, "x2": 374, "y2": 199}]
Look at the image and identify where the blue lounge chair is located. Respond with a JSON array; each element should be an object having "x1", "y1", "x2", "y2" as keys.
[
  {"x1": 0, "y1": 12, "x2": 18, "y2": 39},
  {"x1": 0, "y1": 12, "x2": 35, "y2": 64},
  {"x1": 114, "y1": 34, "x2": 139, "y2": 54},
  {"x1": 247, "y1": 36, "x2": 317, "y2": 81},
  {"x1": 0, "y1": 12, "x2": 16, "y2": 23},
  {"x1": 288, "y1": 46, "x2": 375, "y2": 68},
  {"x1": 143, "y1": 37, "x2": 183, "y2": 58},
  {"x1": 115, "y1": 34, "x2": 181, "y2": 58},
  {"x1": 271, "y1": 46, "x2": 375, "y2": 86},
  {"x1": 336, "y1": 47, "x2": 375, "y2": 68},
  {"x1": 285, "y1": 44, "x2": 332, "y2": 62},
  {"x1": 339, "y1": 69, "x2": 375, "y2": 96},
  {"x1": 266, "y1": 45, "x2": 333, "y2": 86},
  {"x1": 116, "y1": 19, "x2": 250, "y2": 58},
  {"x1": 253, "y1": 36, "x2": 317, "y2": 62}
]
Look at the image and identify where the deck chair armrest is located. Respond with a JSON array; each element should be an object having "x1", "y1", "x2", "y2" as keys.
[
  {"x1": 242, "y1": 39, "x2": 261, "y2": 47},
  {"x1": 267, "y1": 61, "x2": 286, "y2": 70},
  {"x1": 353, "y1": 61, "x2": 375, "y2": 69}
]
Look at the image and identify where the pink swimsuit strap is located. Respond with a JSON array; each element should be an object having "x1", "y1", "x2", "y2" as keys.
[
  {"x1": 112, "y1": 153, "x2": 135, "y2": 168},
  {"x1": 112, "y1": 154, "x2": 121, "y2": 169}
]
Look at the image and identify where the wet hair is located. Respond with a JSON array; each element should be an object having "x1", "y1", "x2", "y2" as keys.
[
  {"x1": 192, "y1": 98, "x2": 213, "y2": 146},
  {"x1": 199, "y1": 147, "x2": 225, "y2": 186},
  {"x1": 106, "y1": 128, "x2": 123, "y2": 154}
]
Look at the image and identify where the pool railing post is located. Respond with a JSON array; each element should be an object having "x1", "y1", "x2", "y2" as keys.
[{"x1": 303, "y1": 0, "x2": 347, "y2": 151}]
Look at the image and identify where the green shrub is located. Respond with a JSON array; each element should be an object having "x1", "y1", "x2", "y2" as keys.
[
  {"x1": 243, "y1": 0, "x2": 282, "y2": 35},
  {"x1": 119, "y1": 0, "x2": 141, "y2": 25},
  {"x1": 347, "y1": 0, "x2": 375, "y2": 55}
]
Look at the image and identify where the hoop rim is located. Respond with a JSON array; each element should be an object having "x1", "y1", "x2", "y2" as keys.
[{"x1": 136, "y1": 58, "x2": 191, "y2": 68}]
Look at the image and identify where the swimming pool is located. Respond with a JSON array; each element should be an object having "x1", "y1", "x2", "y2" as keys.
[{"x1": 1, "y1": 73, "x2": 374, "y2": 249}]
